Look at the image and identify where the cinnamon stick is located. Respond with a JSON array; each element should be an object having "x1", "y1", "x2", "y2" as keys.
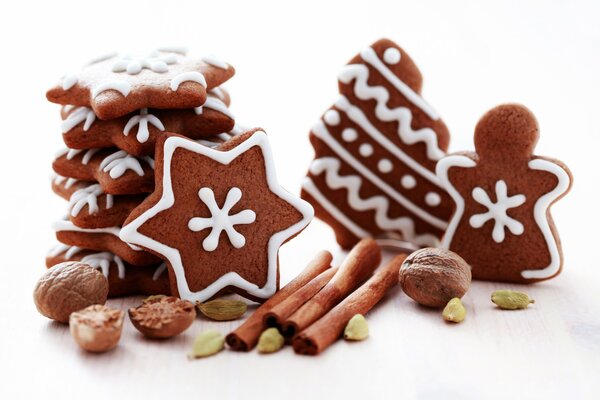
[
  {"x1": 263, "y1": 266, "x2": 339, "y2": 329},
  {"x1": 280, "y1": 238, "x2": 381, "y2": 339},
  {"x1": 225, "y1": 250, "x2": 332, "y2": 351},
  {"x1": 293, "y1": 254, "x2": 406, "y2": 355}
]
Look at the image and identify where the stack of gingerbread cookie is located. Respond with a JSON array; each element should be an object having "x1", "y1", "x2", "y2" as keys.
[{"x1": 45, "y1": 48, "x2": 239, "y2": 296}]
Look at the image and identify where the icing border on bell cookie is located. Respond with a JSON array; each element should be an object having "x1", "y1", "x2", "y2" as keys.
[
  {"x1": 120, "y1": 131, "x2": 314, "y2": 302},
  {"x1": 436, "y1": 155, "x2": 571, "y2": 280}
]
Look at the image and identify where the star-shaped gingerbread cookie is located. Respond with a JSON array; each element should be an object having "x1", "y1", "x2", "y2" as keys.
[
  {"x1": 47, "y1": 48, "x2": 235, "y2": 120},
  {"x1": 120, "y1": 130, "x2": 314, "y2": 302}
]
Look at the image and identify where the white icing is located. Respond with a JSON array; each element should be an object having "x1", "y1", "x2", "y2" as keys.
[
  {"x1": 383, "y1": 48, "x2": 401, "y2": 65},
  {"x1": 156, "y1": 46, "x2": 188, "y2": 55},
  {"x1": 62, "y1": 105, "x2": 75, "y2": 113},
  {"x1": 194, "y1": 96, "x2": 234, "y2": 119},
  {"x1": 123, "y1": 108, "x2": 165, "y2": 143},
  {"x1": 306, "y1": 157, "x2": 438, "y2": 246},
  {"x1": 53, "y1": 174, "x2": 79, "y2": 190},
  {"x1": 342, "y1": 128, "x2": 358, "y2": 142},
  {"x1": 52, "y1": 219, "x2": 143, "y2": 251},
  {"x1": 201, "y1": 54, "x2": 228, "y2": 69},
  {"x1": 92, "y1": 81, "x2": 131, "y2": 98},
  {"x1": 378, "y1": 159, "x2": 393, "y2": 173},
  {"x1": 48, "y1": 244, "x2": 82, "y2": 259},
  {"x1": 69, "y1": 184, "x2": 113, "y2": 217},
  {"x1": 61, "y1": 74, "x2": 78, "y2": 90},
  {"x1": 335, "y1": 96, "x2": 443, "y2": 187},
  {"x1": 119, "y1": 131, "x2": 314, "y2": 302},
  {"x1": 338, "y1": 62, "x2": 444, "y2": 160},
  {"x1": 61, "y1": 107, "x2": 96, "y2": 133},
  {"x1": 188, "y1": 187, "x2": 256, "y2": 251},
  {"x1": 323, "y1": 110, "x2": 341, "y2": 126},
  {"x1": 359, "y1": 46, "x2": 440, "y2": 120},
  {"x1": 401, "y1": 175, "x2": 417, "y2": 189},
  {"x1": 170, "y1": 72, "x2": 206, "y2": 91},
  {"x1": 112, "y1": 52, "x2": 177, "y2": 75},
  {"x1": 153, "y1": 262, "x2": 167, "y2": 281},
  {"x1": 359, "y1": 143, "x2": 374, "y2": 157},
  {"x1": 437, "y1": 155, "x2": 478, "y2": 250},
  {"x1": 522, "y1": 159, "x2": 570, "y2": 279},
  {"x1": 99, "y1": 150, "x2": 154, "y2": 179},
  {"x1": 312, "y1": 120, "x2": 447, "y2": 230},
  {"x1": 81, "y1": 252, "x2": 126, "y2": 279},
  {"x1": 469, "y1": 180, "x2": 526, "y2": 243},
  {"x1": 210, "y1": 87, "x2": 227, "y2": 101},
  {"x1": 58, "y1": 148, "x2": 99, "y2": 165},
  {"x1": 425, "y1": 192, "x2": 442, "y2": 207}
]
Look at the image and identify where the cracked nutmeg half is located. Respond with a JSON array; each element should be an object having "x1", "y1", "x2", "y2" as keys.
[
  {"x1": 70, "y1": 304, "x2": 124, "y2": 353},
  {"x1": 120, "y1": 129, "x2": 314, "y2": 303},
  {"x1": 129, "y1": 295, "x2": 196, "y2": 339}
]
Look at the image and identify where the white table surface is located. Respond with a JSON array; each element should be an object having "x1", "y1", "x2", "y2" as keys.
[{"x1": 1, "y1": 1, "x2": 599, "y2": 399}]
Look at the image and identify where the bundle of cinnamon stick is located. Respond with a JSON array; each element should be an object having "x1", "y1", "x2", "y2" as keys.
[{"x1": 226, "y1": 238, "x2": 406, "y2": 355}]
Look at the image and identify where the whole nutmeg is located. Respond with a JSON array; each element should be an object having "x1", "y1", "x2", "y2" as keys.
[
  {"x1": 70, "y1": 305, "x2": 124, "y2": 353},
  {"x1": 399, "y1": 248, "x2": 471, "y2": 308},
  {"x1": 34, "y1": 262, "x2": 109, "y2": 323},
  {"x1": 129, "y1": 296, "x2": 196, "y2": 339}
]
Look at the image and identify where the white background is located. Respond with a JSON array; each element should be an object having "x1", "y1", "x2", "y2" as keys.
[{"x1": 1, "y1": 0, "x2": 599, "y2": 399}]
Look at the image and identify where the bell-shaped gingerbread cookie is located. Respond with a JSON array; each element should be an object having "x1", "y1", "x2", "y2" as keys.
[
  {"x1": 302, "y1": 38, "x2": 453, "y2": 249},
  {"x1": 436, "y1": 104, "x2": 572, "y2": 283}
]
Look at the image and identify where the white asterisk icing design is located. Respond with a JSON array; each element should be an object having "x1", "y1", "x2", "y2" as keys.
[
  {"x1": 80, "y1": 252, "x2": 126, "y2": 279},
  {"x1": 99, "y1": 150, "x2": 154, "y2": 179},
  {"x1": 61, "y1": 107, "x2": 96, "y2": 133},
  {"x1": 469, "y1": 180, "x2": 526, "y2": 243},
  {"x1": 188, "y1": 187, "x2": 256, "y2": 251},
  {"x1": 123, "y1": 108, "x2": 165, "y2": 143},
  {"x1": 112, "y1": 51, "x2": 178, "y2": 75},
  {"x1": 69, "y1": 184, "x2": 113, "y2": 217}
]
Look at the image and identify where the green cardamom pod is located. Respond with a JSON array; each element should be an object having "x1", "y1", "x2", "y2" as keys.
[
  {"x1": 443, "y1": 297, "x2": 466, "y2": 323},
  {"x1": 197, "y1": 299, "x2": 247, "y2": 321},
  {"x1": 257, "y1": 328, "x2": 285, "y2": 354},
  {"x1": 491, "y1": 290, "x2": 535, "y2": 310},
  {"x1": 188, "y1": 331, "x2": 224, "y2": 359},
  {"x1": 344, "y1": 314, "x2": 369, "y2": 341}
]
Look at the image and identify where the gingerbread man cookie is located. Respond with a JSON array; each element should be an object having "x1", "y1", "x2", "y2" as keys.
[
  {"x1": 302, "y1": 39, "x2": 453, "y2": 249},
  {"x1": 47, "y1": 48, "x2": 235, "y2": 120},
  {"x1": 120, "y1": 130, "x2": 314, "y2": 303},
  {"x1": 60, "y1": 88, "x2": 234, "y2": 157},
  {"x1": 46, "y1": 245, "x2": 170, "y2": 297},
  {"x1": 436, "y1": 104, "x2": 572, "y2": 283}
]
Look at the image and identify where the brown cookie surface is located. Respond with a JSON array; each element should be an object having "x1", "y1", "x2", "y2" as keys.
[
  {"x1": 46, "y1": 245, "x2": 170, "y2": 297},
  {"x1": 302, "y1": 38, "x2": 453, "y2": 249},
  {"x1": 60, "y1": 89, "x2": 234, "y2": 157},
  {"x1": 120, "y1": 130, "x2": 313, "y2": 303},
  {"x1": 436, "y1": 104, "x2": 572, "y2": 283},
  {"x1": 46, "y1": 49, "x2": 235, "y2": 120},
  {"x1": 53, "y1": 218, "x2": 161, "y2": 266}
]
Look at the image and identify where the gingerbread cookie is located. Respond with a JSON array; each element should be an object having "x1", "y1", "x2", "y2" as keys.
[
  {"x1": 47, "y1": 48, "x2": 235, "y2": 120},
  {"x1": 51, "y1": 173, "x2": 90, "y2": 199},
  {"x1": 302, "y1": 39, "x2": 453, "y2": 249},
  {"x1": 436, "y1": 104, "x2": 572, "y2": 283},
  {"x1": 46, "y1": 244, "x2": 170, "y2": 297},
  {"x1": 53, "y1": 218, "x2": 161, "y2": 266},
  {"x1": 120, "y1": 130, "x2": 314, "y2": 303},
  {"x1": 60, "y1": 89, "x2": 234, "y2": 157},
  {"x1": 63, "y1": 183, "x2": 145, "y2": 229}
]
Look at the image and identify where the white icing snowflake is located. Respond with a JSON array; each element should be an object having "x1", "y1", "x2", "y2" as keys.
[
  {"x1": 112, "y1": 51, "x2": 178, "y2": 75},
  {"x1": 99, "y1": 150, "x2": 154, "y2": 179},
  {"x1": 61, "y1": 106, "x2": 96, "y2": 133},
  {"x1": 123, "y1": 108, "x2": 165, "y2": 143},
  {"x1": 469, "y1": 180, "x2": 526, "y2": 243},
  {"x1": 69, "y1": 184, "x2": 113, "y2": 217},
  {"x1": 81, "y1": 252, "x2": 126, "y2": 279},
  {"x1": 188, "y1": 187, "x2": 256, "y2": 251}
]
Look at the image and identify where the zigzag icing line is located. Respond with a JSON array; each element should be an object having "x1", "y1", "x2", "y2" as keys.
[
  {"x1": 339, "y1": 62, "x2": 445, "y2": 161},
  {"x1": 308, "y1": 157, "x2": 439, "y2": 246}
]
